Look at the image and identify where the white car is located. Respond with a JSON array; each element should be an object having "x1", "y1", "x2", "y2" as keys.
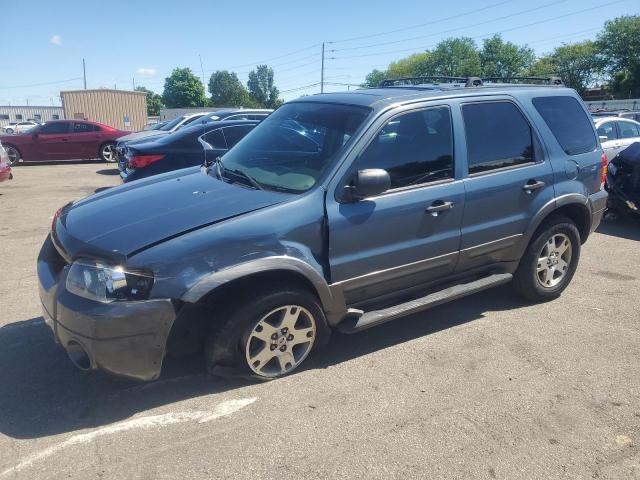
[
  {"x1": 594, "y1": 117, "x2": 640, "y2": 160},
  {"x1": 0, "y1": 141, "x2": 8, "y2": 164},
  {"x1": 3, "y1": 121, "x2": 39, "y2": 134}
]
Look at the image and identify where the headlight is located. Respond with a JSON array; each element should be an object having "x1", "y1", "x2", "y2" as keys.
[{"x1": 66, "y1": 260, "x2": 154, "y2": 303}]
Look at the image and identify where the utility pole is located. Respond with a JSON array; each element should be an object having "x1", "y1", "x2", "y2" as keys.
[
  {"x1": 132, "y1": 77, "x2": 135, "y2": 90},
  {"x1": 320, "y1": 42, "x2": 325, "y2": 94},
  {"x1": 199, "y1": 54, "x2": 207, "y2": 107},
  {"x1": 82, "y1": 58, "x2": 87, "y2": 89}
]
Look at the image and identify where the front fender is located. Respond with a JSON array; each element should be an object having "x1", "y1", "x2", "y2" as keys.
[{"x1": 181, "y1": 256, "x2": 345, "y2": 324}]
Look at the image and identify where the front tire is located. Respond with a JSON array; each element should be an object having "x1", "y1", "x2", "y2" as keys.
[
  {"x1": 204, "y1": 284, "x2": 330, "y2": 379},
  {"x1": 99, "y1": 142, "x2": 116, "y2": 162},
  {"x1": 513, "y1": 216, "x2": 581, "y2": 302},
  {"x1": 5, "y1": 128, "x2": 14, "y2": 134}
]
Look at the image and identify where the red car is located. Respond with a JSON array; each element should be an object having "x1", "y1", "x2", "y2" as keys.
[
  {"x1": 0, "y1": 162, "x2": 11, "y2": 182},
  {"x1": 0, "y1": 120, "x2": 129, "y2": 165}
]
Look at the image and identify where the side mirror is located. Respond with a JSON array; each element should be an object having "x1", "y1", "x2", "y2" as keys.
[
  {"x1": 32, "y1": 132, "x2": 39, "y2": 140},
  {"x1": 599, "y1": 135, "x2": 609, "y2": 143},
  {"x1": 346, "y1": 169, "x2": 391, "y2": 200}
]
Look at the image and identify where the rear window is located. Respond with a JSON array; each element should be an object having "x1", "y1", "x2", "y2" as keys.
[{"x1": 532, "y1": 96, "x2": 596, "y2": 155}]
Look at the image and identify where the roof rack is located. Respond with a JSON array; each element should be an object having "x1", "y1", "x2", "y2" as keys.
[{"x1": 378, "y1": 75, "x2": 563, "y2": 88}]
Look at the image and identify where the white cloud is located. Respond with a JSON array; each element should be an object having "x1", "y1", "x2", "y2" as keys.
[
  {"x1": 136, "y1": 68, "x2": 157, "y2": 76},
  {"x1": 50, "y1": 35, "x2": 62, "y2": 46}
]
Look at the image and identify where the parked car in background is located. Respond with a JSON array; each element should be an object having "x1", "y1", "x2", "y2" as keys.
[
  {"x1": 620, "y1": 111, "x2": 640, "y2": 122},
  {"x1": 143, "y1": 120, "x2": 168, "y2": 131},
  {"x1": 115, "y1": 109, "x2": 272, "y2": 151},
  {"x1": 115, "y1": 112, "x2": 214, "y2": 145},
  {"x1": 591, "y1": 110, "x2": 640, "y2": 122},
  {"x1": 0, "y1": 120, "x2": 129, "y2": 165},
  {"x1": 38, "y1": 77, "x2": 607, "y2": 381},
  {"x1": 594, "y1": 117, "x2": 640, "y2": 160},
  {"x1": 120, "y1": 120, "x2": 259, "y2": 182},
  {"x1": 3, "y1": 120, "x2": 39, "y2": 134}
]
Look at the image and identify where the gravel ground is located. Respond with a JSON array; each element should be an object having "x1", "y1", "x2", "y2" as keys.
[{"x1": 0, "y1": 163, "x2": 638, "y2": 479}]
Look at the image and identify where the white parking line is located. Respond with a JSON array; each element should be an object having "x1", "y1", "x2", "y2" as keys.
[{"x1": 1, "y1": 397, "x2": 257, "y2": 477}]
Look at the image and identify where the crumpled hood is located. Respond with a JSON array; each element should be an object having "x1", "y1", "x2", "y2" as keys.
[{"x1": 56, "y1": 168, "x2": 291, "y2": 259}]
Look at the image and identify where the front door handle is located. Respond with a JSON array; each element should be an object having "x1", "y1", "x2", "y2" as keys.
[
  {"x1": 426, "y1": 200, "x2": 454, "y2": 216},
  {"x1": 523, "y1": 180, "x2": 545, "y2": 193}
]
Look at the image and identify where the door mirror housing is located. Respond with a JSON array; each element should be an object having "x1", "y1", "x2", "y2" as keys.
[
  {"x1": 345, "y1": 169, "x2": 391, "y2": 200},
  {"x1": 599, "y1": 135, "x2": 609, "y2": 143}
]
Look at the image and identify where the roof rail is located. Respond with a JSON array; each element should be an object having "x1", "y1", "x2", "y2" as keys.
[
  {"x1": 481, "y1": 76, "x2": 564, "y2": 86},
  {"x1": 378, "y1": 76, "x2": 471, "y2": 87},
  {"x1": 377, "y1": 75, "x2": 563, "y2": 88}
]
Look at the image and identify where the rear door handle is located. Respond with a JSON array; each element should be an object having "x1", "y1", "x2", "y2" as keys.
[
  {"x1": 426, "y1": 200, "x2": 454, "y2": 216},
  {"x1": 523, "y1": 180, "x2": 545, "y2": 193}
]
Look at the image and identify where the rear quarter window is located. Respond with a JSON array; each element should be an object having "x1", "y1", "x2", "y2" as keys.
[{"x1": 532, "y1": 96, "x2": 597, "y2": 155}]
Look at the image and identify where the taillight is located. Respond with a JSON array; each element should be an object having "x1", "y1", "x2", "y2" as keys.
[
  {"x1": 600, "y1": 151, "x2": 608, "y2": 190},
  {"x1": 52, "y1": 208, "x2": 61, "y2": 231},
  {"x1": 129, "y1": 154, "x2": 164, "y2": 169}
]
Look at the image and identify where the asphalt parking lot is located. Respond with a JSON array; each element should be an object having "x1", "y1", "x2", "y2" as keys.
[{"x1": 0, "y1": 163, "x2": 639, "y2": 479}]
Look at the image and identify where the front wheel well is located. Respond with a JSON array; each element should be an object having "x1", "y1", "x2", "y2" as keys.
[{"x1": 165, "y1": 270, "x2": 322, "y2": 358}]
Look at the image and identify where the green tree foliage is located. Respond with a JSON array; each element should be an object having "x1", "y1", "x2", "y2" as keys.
[
  {"x1": 162, "y1": 68, "x2": 206, "y2": 108},
  {"x1": 387, "y1": 52, "x2": 432, "y2": 78},
  {"x1": 597, "y1": 15, "x2": 640, "y2": 97},
  {"x1": 208, "y1": 70, "x2": 250, "y2": 107},
  {"x1": 362, "y1": 69, "x2": 386, "y2": 87},
  {"x1": 134, "y1": 86, "x2": 164, "y2": 116},
  {"x1": 428, "y1": 38, "x2": 481, "y2": 77},
  {"x1": 480, "y1": 35, "x2": 535, "y2": 78},
  {"x1": 248, "y1": 65, "x2": 281, "y2": 108},
  {"x1": 529, "y1": 41, "x2": 602, "y2": 94}
]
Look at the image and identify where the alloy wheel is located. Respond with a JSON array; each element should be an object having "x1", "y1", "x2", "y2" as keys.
[
  {"x1": 101, "y1": 144, "x2": 115, "y2": 162},
  {"x1": 5, "y1": 147, "x2": 19, "y2": 166},
  {"x1": 537, "y1": 233, "x2": 572, "y2": 288},
  {"x1": 245, "y1": 305, "x2": 316, "y2": 378}
]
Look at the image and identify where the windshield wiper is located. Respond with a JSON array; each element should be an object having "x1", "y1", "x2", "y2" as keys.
[{"x1": 224, "y1": 168, "x2": 264, "y2": 190}]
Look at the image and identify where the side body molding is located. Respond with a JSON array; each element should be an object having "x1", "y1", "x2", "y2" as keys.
[{"x1": 181, "y1": 256, "x2": 346, "y2": 324}]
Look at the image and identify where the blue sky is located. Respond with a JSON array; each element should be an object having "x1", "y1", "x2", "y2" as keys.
[{"x1": 1, "y1": 0, "x2": 637, "y2": 106}]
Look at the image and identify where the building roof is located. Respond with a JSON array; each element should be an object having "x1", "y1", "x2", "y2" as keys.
[{"x1": 60, "y1": 89, "x2": 146, "y2": 95}]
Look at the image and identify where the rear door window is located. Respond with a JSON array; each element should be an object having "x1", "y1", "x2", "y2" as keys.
[
  {"x1": 72, "y1": 122, "x2": 93, "y2": 133},
  {"x1": 532, "y1": 96, "x2": 597, "y2": 155},
  {"x1": 462, "y1": 101, "x2": 535, "y2": 174},
  {"x1": 618, "y1": 122, "x2": 640, "y2": 139}
]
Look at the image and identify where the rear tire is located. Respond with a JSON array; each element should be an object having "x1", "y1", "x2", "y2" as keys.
[
  {"x1": 5, "y1": 128, "x2": 14, "y2": 134},
  {"x1": 4, "y1": 145, "x2": 21, "y2": 166},
  {"x1": 204, "y1": 283, "x2": 330, "y2": 379},
  {"x1": 99, "y1": 142, "x2": 116, "y2": 162},
  {"x1": 513, "y1": 216, "x2": 581, "y2": 302}
]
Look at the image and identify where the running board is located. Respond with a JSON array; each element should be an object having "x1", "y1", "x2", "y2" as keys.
[{"x1": 337, "y1": 273, "x2": 512, "y2": 334}]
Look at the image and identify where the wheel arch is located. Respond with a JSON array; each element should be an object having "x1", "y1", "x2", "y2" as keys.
[
  {"x1": 181, "y1": 256, "x2": 345, "y2": 324},
  {"x1": 525, "y1": 195, "x2": 592, "y2": 246}
]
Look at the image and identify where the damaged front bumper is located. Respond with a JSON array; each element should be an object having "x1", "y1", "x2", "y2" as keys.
[{"x1": 38, "y1": 235, "x2": 177, "y2": 381}]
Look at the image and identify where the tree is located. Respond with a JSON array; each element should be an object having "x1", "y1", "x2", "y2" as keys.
[
  {"x1": 529, "y1": 41, "x2": 602, "y2": 94},
  {"x1": 135, "y1": 86, "x2": 164, "y2": 116},
  {"x1": 208, "y1": 70, "x2": 250, "y2": 107},
  {"x1": 387, "y1": 52, "x2": 432, "y2": 78},
  {"x1": 480, "y1": 35, "x2": 535, "y2": 78},
  {"x1": 362, "y1": 69, "x2": 386, "y2": 87},
  {"x1": 597, "y1": 15, "x2": 640, "y2": 98},
  {"x1": 428, "y1": 38, "x2": 481, "y2": 77},
  {"x1": 162, "y1": 68, "x2": 206, "y2": 108},
  {"x1": 247, "y1": 65, "x2": 281, "y2": 108}
]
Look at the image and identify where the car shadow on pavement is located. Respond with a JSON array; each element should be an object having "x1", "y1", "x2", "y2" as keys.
[
  {"x1": 596, "y1": 215, "x2": 640, "y2": 241},
  {"x1": 95, "y1": 168, "x2": 120, "y2": 176},
  {"x1": 0, "y1": 288, "x2": 524, "y2": 440}
]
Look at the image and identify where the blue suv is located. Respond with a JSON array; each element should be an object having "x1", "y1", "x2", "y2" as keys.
[{"x1": 37, "y1": 76, "x2": 608, "y2": 381}]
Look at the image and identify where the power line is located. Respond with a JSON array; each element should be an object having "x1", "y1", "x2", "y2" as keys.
[
  {"x1": 205, "y1": 43, "x2": 321, "y2": 72},
  {"x1": 331, "y1": 0, "x2": 514, "y2": 44},
  {"x1": 280, "y1": 82, "x2": 321, "y2": 94},
  {"x1": 330, "y1": 0, "x2": 565, "y2": 53},
  {"x1": 0, "y1": 77, "x2": 83, "y2": 90},
  {"x1": 329, "y1": 0, "x2": 627, "y2": 61}
]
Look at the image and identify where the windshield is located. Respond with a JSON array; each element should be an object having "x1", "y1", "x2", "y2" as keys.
[
  {"x1": 158, "y1": 116, "x2": 185, "y2": 131},
  {"x1": 219, "y1": 102, "x2": 370, "y2": 193}
]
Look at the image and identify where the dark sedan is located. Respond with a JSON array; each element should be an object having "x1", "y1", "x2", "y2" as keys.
[{"x1": 119, "y1": 120, "x2": 259, "y2": 182}]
